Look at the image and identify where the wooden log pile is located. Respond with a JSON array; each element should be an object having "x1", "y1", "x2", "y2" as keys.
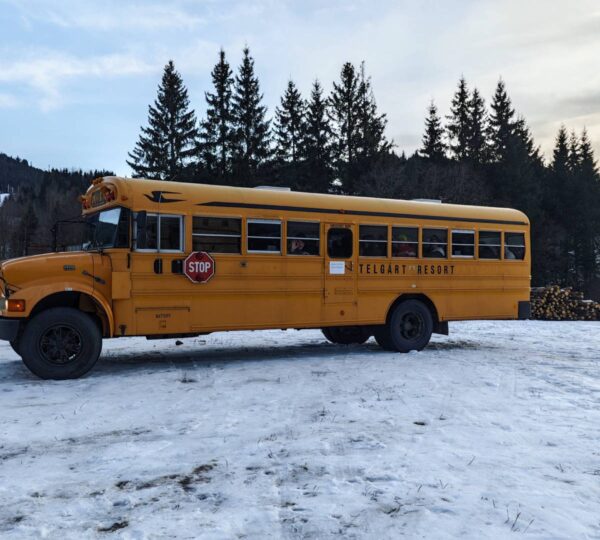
[{"x1": 531, "y1": 285, "x2": 600, "y2": 321}]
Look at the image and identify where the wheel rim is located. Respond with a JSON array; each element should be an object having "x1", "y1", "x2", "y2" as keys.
[
  {"x1": 399, "y1": 312, "x2": 424, "y2": 341},
  {"x1": 39, "y1": 324, "x2": 83, "y2": 365}
]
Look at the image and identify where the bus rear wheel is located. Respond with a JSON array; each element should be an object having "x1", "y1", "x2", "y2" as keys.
[
  {"x1": 378, "y1": 300, "x2": 433, "y2": 353},
  {"x1": 20, "y1": 307, "x2": 102, "y2": 380},
  {"x1": 322, "y1": 326, "x2": 370, "y2": 345}
]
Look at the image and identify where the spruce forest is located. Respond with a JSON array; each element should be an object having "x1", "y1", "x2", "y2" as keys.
[{"x1": 1, "y1": 48, "x2": 599, "y2": 297}]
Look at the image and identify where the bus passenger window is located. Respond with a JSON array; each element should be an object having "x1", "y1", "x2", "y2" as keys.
[
  {"x1": 359, "y1": 225, "x2": 387, "y2": 257},
  {"x1": 193, "y1": 216, "x2": 241, "y2": 253},
  {"x1": 160, "y1": 216, "x2": 183, "y2": 251},
  {"x1": 392, "y1": 226, "x2": 418, "y2": 258},
  {"x1": 287, "y1": 221, "x2": 320, "y2": 255},
  {"x1": 327, "y1": 228, "x2": 352, "y2": 259},
  {"x1": 478, "y1": 231, "x2": 501, "y2": 259},
  {"x1": 134, "y1": 213, "x2": 182, "y2": 251},
  {"x1": 247, "y1": 220, "x2": 281, "y2": 253},
  {"x1": 144, "y1": 215, "x2": 158, "y2": 250},
  {"x1": 504, "y1": 232, "x2": 525, "y2": 260},
  {"x1": 423, "y1": 229, "x2": 447, "y2": 258},
  {"x1": 452, "y1": 230, "x2": 475, "y2": 257}
]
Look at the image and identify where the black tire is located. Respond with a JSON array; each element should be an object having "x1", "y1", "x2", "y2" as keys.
[
  {"x1": 9, "y1": 340, "x2": 21, "y2": 357},
  {"x1": 321, "y1": 326, "x2": 370, "y2": 345},
  {"x1": 20, "y1": 307, "x2": 102, "y2": 380},
  {"x1": 380, "y1": 300, "x2": 433, "y2": 353},
  {"x1": 373, "y1": 326, "x2": 396, "y2": 351}
]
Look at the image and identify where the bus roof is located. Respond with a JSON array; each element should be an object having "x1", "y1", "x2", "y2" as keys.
[{"x1": 91, "y1": 176, "x2": 530, "y2": 227}]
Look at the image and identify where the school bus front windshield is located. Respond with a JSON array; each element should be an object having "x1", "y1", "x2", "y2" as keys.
[{"x1": 55, "y1": 207, "x2": 130, "y2": 252}]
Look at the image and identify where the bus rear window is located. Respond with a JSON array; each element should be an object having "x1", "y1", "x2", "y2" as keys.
[{"x1": 505, "y1": 232, "x2": 525, "y2": 260}]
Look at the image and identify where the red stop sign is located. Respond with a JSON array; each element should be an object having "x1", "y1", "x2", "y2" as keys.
[{"x1": 184, "y1": 251, "x2": 215, "y2": 283}]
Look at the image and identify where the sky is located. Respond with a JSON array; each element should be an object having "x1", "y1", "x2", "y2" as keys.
[{"x1": 0, "y1": 0, "x2": 599, "y2": 176}]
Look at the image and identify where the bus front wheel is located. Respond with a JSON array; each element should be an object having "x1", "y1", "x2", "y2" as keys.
[
  {"x1": 379, "y1": 300, "x2": 433, "y2": 353},
  {"x1": 19, "y1": 307, "x2": 102, "y2": 380},
  {"x1": 322, "y1": 326, "x2": 370, "y2": 345}
]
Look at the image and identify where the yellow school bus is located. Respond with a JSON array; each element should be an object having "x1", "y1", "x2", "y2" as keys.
[{"x1": 0, "y1": 176, "x2": 531, "y2": 379}]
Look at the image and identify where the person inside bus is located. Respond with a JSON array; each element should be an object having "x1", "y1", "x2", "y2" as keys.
[
  {"x1": 289, "y1": 239, "x2": 309, "y2": 255},
  {"x1": 425, "y1": 234, "x2": 446, "y2": 257},
  {"x1": 393, "y1": 234, "x2": 417, "y2": 257}
]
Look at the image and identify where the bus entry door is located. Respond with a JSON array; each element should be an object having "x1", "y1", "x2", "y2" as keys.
[{"x1": 323, "y1": 223, "x2": 358, "y2": 321}]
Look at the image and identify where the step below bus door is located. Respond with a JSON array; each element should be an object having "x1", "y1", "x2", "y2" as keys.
[{"x1": 323, "y1": 223, "x2": 358, "y2": 322}]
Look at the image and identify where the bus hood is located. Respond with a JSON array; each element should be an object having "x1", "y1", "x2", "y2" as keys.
[{"x1": 0, "y1": 252, "x2": 97, "y2": 295}]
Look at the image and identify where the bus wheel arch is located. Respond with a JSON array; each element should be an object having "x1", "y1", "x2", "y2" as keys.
[
  {"x1": 375, "y1": 293, "x2": 444, "y2": 353},
  {"x1": 29, "y1": 291, "x2": 113, "y2": 338}
]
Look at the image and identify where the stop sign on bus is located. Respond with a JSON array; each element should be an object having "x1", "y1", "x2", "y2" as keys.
[{"x1": 184, "y1": 251, "x2": 215, "y2": 283}]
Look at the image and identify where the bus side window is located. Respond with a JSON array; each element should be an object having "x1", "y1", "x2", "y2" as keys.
[
  {"x1": 193, "y1": 216, "x2": 241, "y2": 253},
  {"x1": 392, "y1": 226, "x2": 418, "y2": 258},
  {"x1": 479, "y1": 231, "x2": 501, "y2": 259},
  {"x1": 327, "y1": 228, "x2": 352, "y2": 259},
  {"x1": 247, "y1": 219, "x2": 281, "y2": 253},
  {"x1": 134, "y1": 213, "x2": 182, "y2": 252},
  {"x1": 504, "y1": 232, "x2": 525, "y2": 260},
  {"x1": 287, "y1": 221, "x2": 320, "y2": 255},
  {"x1": 423, "y1": 228, "x2": 447, "y2": 258},
  {"x1": 452, "y1": 230, "x2": 475, "y2": 258},
  {"x1": 359, "y1": 225, "x2": 387, "y2": 257}
]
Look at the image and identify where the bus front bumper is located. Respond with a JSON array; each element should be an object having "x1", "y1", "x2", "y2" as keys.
[{"x1": 0, "y1": 318, "x2": 20, "y2": 342}]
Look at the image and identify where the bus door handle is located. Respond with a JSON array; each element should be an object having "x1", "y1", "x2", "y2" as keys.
[{"x1": 153, "y1": 258, "x2": 163, "y2": 274}]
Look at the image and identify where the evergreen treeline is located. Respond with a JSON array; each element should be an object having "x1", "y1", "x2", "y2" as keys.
[
  {"x1": 127, "y1": 50, "x2": 600, "y2": 294},
  {"x1": 1, "y1": 48, "x2": 599, "y2": 297},
  {"x1": 0, "y1": 163, "x2": 113, "y2": 259}
]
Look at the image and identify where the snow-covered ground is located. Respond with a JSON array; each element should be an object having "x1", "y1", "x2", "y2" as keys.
[{"x1": 1, "y1": 321, "x2": 599, "y2": 539}]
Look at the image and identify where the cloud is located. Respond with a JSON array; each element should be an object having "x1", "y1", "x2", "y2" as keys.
[
  {"x1": 6, "y1": 0, "x2": 205, "y2": 31},
  {"x1": 0, "y1": 51, "x2": 155, "y2": 110},
  {"x1": 0, "y1": 93, "x2": 19, "y2": 108}
]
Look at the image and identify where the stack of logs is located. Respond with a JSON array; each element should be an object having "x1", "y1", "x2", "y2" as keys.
[{"x1": 531, "y1": 285, "x2": 600, "y2": 321}]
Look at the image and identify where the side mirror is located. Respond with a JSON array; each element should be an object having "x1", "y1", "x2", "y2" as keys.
[{"x1": 136, "y1": 211, "x2": 147, "y2": 249}]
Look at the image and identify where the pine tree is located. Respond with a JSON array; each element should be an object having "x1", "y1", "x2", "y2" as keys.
[
  {"x1": 488, "y1": 79, "x2": 515, "y2": 162},
  {"x1": 230, "y1": 47, "x2": 271, "y2": 186},
  {"x1": 467, "y1": 88, "x2": 488, "y2": 164},
  {"x1": 198, "y1": 49, "x2": 234, "y2": 182},
  {"x1": 273, "y1": 80, "x2": 306, "y2": 164},
  {"x1": 446, "y1": 77, "x2": 470, "y2": 161},
  {"x1": 301, "y1": 80, "x2": 334, "y2": 193},
  {"x1": 329, "y1": 62, "x2": 362, "y2": 193},
  {"x1": 567, "y1": 130, "x2": 581, "y2": 172},
  {"x1": 356, "y1": 62, "x2": 391, "y2": 162},
  {"x1": 329, "y1": 61, "x2": 390, "y2": 194},
  {"x1": 420, "y1": 100, "x2": 446, "y2": 161},
  {"x1": 127, "y1": 60, "x2": 198, "y2": 181}
]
